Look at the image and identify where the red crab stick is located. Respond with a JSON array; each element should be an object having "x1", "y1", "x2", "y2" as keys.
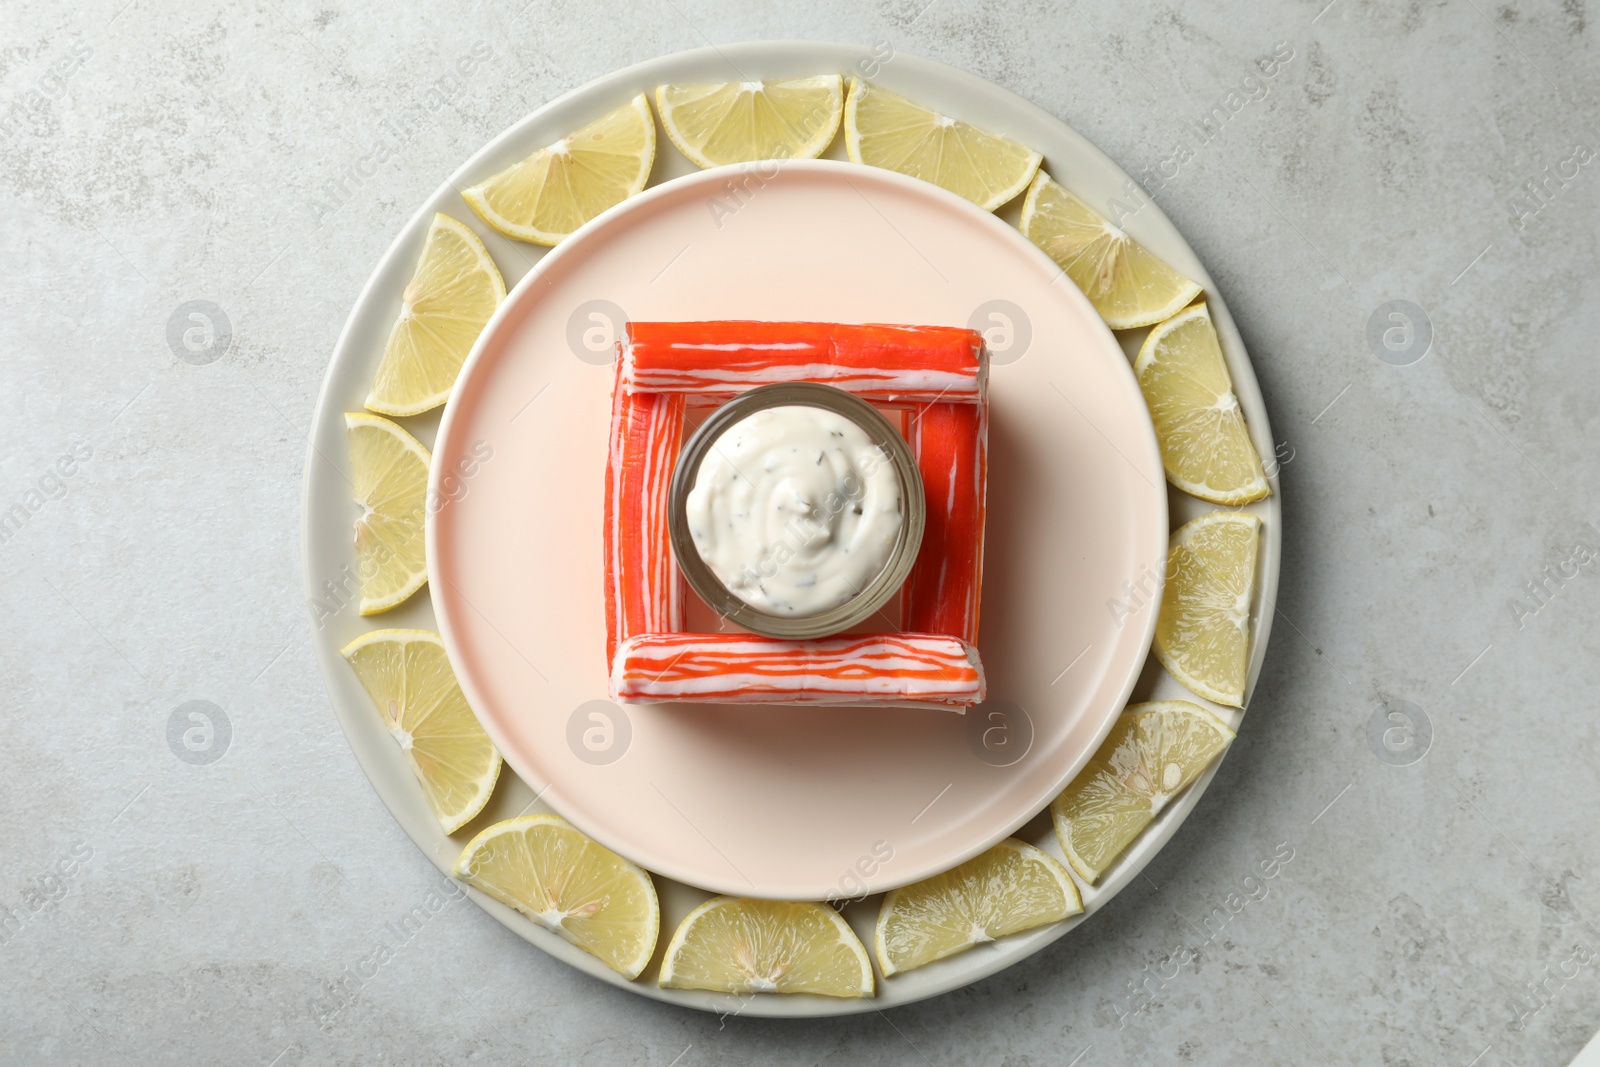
[
  {"x1": 610, "y1": 632, "x2": 986, "y2": 707},
  {"x1": 621, "y1": 321, "x2": 987, "y2": 403},
  {"x1": 903, "y1": 400, "x2": 988, "y2": 644},
  {"x1": 603, "y1": 364, "x2": 686, "y2": 665}
]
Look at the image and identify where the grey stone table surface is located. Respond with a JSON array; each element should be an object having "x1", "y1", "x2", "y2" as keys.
[{"x1": 2, "y1": 0, "x2": 1597, "y2": 1063}]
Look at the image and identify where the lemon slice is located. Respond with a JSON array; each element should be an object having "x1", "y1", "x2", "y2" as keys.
[
  {"x1": 1018, "y1": 171, "x2": 1202, "y2": 329},
  {"x1": 1052, "y1": 701, "x2": 1234, "y2": 883},
  {"x1": 345, "y1": 412, "x2": 430, "y2": 614},
  {"x1": 657, "y1": 76, "x2": 842, "y2": 168},
  {"x1": 366, "y1": 213, "x2": 506, "y2": 417},
  {"x1": 341, "y1": 629, "x2": 501, "y2": 833},
  {"x1": 1154, "y1": 512, "x2": 1261, "y2": 707},
  {"x1": 454, "y1": 815, "x2": 659, "y2": 979},
  {"x1": 463, "y1": 94, "x2": 655, "y2": 246},
  {"x1": 1135, "y1": 302, "x2": 1270, "y2": 505},
  {"x1": 843, "y1": 78, "x2": 1041, "y2": 211},
  {"x1": 659, "y1": 898, "x2": 874, "y2": 998},
  {"x1": 875, "y1": 839, "x2": 1082, "y2": 976}
]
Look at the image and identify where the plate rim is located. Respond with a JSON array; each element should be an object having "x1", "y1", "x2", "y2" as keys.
[{"x1": 300, "y1": 39, "x2": 1282, "y2": 1018}]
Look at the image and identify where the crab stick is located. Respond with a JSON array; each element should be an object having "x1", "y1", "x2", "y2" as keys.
[
  {"x1": 621, "y1": 321, "x2": 986, "y2": 403},
  {"x1": 610, "y1": 632, "x2": 986, "y2": 707},
  {"x1": 903, "y1": 400, "x2": 988, "y2": 644},
  {"x1": 603, "y1": 365, "x2": 687, "y2": 664}
]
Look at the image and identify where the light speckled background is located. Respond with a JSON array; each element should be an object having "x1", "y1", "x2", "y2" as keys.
[{"x1": 2, "y1": 0, "x2": 1598, "y2": 1064}]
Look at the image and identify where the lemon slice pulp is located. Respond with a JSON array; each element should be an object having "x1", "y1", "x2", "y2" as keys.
[
  {"x1": 454, "y1": 815, "x2": 660, "y2": 979},
  {"x1": 1136, "y1": 302, "x2": 1270, "y2": 504},
  {"x1": 657, "y1": 76, "x2": 842, "y2": 168},
  {"x1": 1052, "y1": 700, "x2": 1234, "y2": 883},
  {"x1": 844, "y1": 78, "x2": 1040, "y2": 211},
  {"x1": 659, "y1": 897, "x2": 874, "y2": 998},
  {"x1": 463, "y1": 94, "x2": 655, "y2": 246},
  {"x1": 366, "y1": 213, "x2": 505, "y2": 417},
  {"x1": 344, "y1": 412, "x2": 430, "y2": 614},
  {"x1": 875, "y1": 839, "x2": 1082, "y2": 976},
  {"x1": 1154, "y1": 512, "x2": 1262, "y2": 707},
  {"x1": 341, "y1": 629, "x2": 501, "y2": 833},
  {"x1": 1019, "y1": 171, "x2": 1201, "y2": 330}
]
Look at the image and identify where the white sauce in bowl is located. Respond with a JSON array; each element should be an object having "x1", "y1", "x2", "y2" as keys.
[{"x1": 685, "y1": 405, "x2": 903, "y2": 616}]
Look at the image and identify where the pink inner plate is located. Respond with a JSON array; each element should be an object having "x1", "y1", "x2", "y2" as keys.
[{"x1": 429, "y1": 160, "x2": 1166, "y2": 899}]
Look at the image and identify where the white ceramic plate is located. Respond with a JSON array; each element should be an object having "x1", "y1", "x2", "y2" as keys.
[{"x1": 302, "y1": 41, "x2": 1280, "y2": 1017}]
